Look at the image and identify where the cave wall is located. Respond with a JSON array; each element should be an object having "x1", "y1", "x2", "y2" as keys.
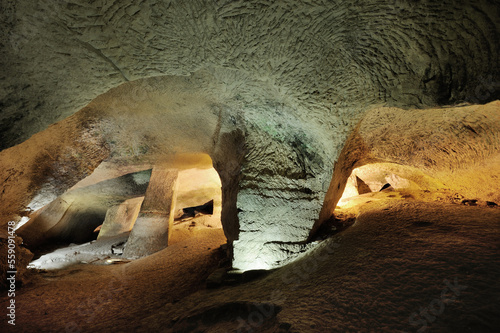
[
  {"x1": 1, "y1": 0, "x2": 499, "y2": 270},
  {"x1": 17, "y1": 169, "x2": 152, "y2": 248},
  {"x1": 1, "y1": 0, "x2": 498, "y2": 150},
  {"x1": 0, "y1": 74, "x2": 335, "y2": 269},
  {"x1": 122, "y1": 167, "x2": 178, "y2": 258},
  {"x1": 317, "y1": 101, "x2": 500, "y2": 236}
]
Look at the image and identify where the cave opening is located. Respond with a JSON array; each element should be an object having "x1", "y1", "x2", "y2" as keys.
[
  {"x1": 337, "y1": 163, "x2": 424, "y2": 210},
  {"x1": 335, "y1": 162, "x2": 455, "y2": 212},
  {"x1": 1, "y1": 0, "x2": 500, "y2": 330},
  {"x1": 311, "y1": 161, "x2": 454, "y2": 242},
  {"x1": 22, "y1": 153, "x2": 224, "y2": 270}
]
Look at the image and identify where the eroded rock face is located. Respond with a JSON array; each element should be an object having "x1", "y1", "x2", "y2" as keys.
[
  {"x1": 0, "y1": 73, "x2": 336, "y2": 270},
  {"x1": 1, "y1": 0, "x2": 499, "y2": 149},
  {"x1": 2, "y1": 83, "x2": 499, "y2": 271},
  {"x1": 0, "y1": 1, "x2": 499, "y2": 271},
  {"x1": 123, "y1": 167, "x2": 178, "y2": 258},
  {"x1": 0, "y1": 232, "x2": 33, "y2": 290},
  {"x1": 317, "y1": 101, "x2": 500, "y2": 235},
  {"x1": 97, "y1": 197, "x2": 144, "y2": 240},
  {"x1": 17, "y1": 169, "x2": 152, "y2": 248}
]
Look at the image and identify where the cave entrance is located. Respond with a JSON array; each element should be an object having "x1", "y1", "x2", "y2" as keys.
[
  {"x1": 166, "y1": 156, "x2": 223, "y2": 248},
  {"x1": 24, "y1": 153, "x2": 224, "y2": 270},
  {"x1": 336, "y1": 162, "x2": 446, "y2": 212},
  {"x1": 312, "y1": 162, "x2": 447, "y2": 241},
  {"x1": 336, "y1": 163, "x2": 412, "y2": 210}
]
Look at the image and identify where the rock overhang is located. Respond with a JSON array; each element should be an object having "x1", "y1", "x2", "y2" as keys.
[{"x1": 0, "y1": 0, "x2": 499, "y2": 272}]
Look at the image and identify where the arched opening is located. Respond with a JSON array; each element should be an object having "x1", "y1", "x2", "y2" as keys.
[
  {"x1": 22, "y1": 153, "x2": 225, "y2": 270},
  {"x1": 1, "y1": 1, "x2": 499, "y2": 330},
  {"x1": 313, "y1": 102, "x2": 500, "y2": 241},
  {"x1": 336, "y1": 162, "x2": 447, "y2": 211},
  {"x1": 0, "y1": 75, "x2": 248, "y2": 275}
]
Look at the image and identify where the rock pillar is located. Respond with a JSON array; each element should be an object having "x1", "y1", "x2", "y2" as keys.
[{"x1": 123, "y1": 167, "x2": 178, "y2": 258}]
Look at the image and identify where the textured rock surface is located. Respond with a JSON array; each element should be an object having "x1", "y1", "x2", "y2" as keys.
[
  {"x1": 4, "y1": 201, "x2": 499, "y2": 332},
  {"x1": 0, "y1": 0, "x2": 499, "y2": 270},
  {"x1": 0, "y1": 232, "x2": 33, "y2": 290},
  {"x1": 174, "y1": 167, "x2": 222, "y2": 229},
  {"x1": 0, "y1": 73, "x2": 333, "y2": 269},
  {"x1": 17, "y1": 169, "x2": 152, "y2": 248},
  {"x1": 1, "y1": 0, "x2": 499, "y2": 149},
  {"x1": 123, "y1": 167, "x2": 178, "y2": 258},
  {"x1": 317, "y1": 101, "x2": 500, "y2": 235},
  {"x1": 97, "y1": 196, "x2": 144, "y2": 240}
]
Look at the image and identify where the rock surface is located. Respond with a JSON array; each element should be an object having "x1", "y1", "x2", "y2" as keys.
[
  {"x1": 97, "y1": 197, "x2": 144, "y2": 240},
  {"x1": 0, "y1": 232, "x2": 33, "y2": 290},
  {"x1": 317, "y1": 101, "x2": 500, "y2": 235},
  {"x1": 123, "y1": 167, "x2": 178, "y2": 258},
  {"x1": 2, "y1": 201, "x2": 499, "y2": 332},
  {"x1": 0, "y1": 1, "x2": 499, "y2": 270},
  {"x1": 17, "y1": 169, "x2": 152, "y2": 248},
  {"x1": 0, "y1": 1, "x2": 499, "y2": 329},
  {"x1": 1, "y1": 89, "x2": 500, "y2": 271},
  {"x1": 1, "y1": 1, "x2": 498, "y2": 150}
]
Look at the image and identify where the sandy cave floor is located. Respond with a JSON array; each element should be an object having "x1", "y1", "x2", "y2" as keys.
[{"x1": 1, "y1": 195, "x2": 500, "y2": 332}]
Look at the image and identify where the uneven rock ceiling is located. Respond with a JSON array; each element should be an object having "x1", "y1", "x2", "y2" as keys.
[
  {"x1": 1, "y1": 0, "x2": 498, "y2": 148},
  {"x1": 0, "y1": 0, "x2": 499, "y2": 270}
]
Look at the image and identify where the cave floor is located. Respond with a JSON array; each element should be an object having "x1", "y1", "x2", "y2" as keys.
[
  {"x1": 1, "y1": 227, "x2": 227, "y2": 332},
  {"x1": 2, "y1": 198, "x2": 500, "y2": 332}
]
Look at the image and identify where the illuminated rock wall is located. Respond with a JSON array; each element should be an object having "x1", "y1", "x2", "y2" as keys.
[
  {"x1": 1, "y1": 0, "x2": 498, "y2": 150},
  {"x1": 317, "y1": 101, "x2": 500, "y2": 235},
  {"x1": 17, "y1": 169, "x2": 152, "y2": 248},
  {"x1": 0, "y1": 1, "x2": 499, "y2": 271},
  {"x1": 97, "y1": 197, "x2": 144, "y2": 240}
]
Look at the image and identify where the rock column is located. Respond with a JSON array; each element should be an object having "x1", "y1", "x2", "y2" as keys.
[{"x1": 123, "y1": 167, "x2": 178, "y2": 258}]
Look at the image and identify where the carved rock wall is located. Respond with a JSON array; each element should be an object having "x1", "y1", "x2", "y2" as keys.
[
  {"x1": 1, "y1": 0, "x2": 498, "y2": 149},
  {"x1": 0, "y1": 0, "x2": 499, "y2": 270},
  {"x1": 317, "y1": 101, "x2": 500, "y2": 235}
]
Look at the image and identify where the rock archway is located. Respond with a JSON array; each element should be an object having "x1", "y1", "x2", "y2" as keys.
[
  {"x1": 0, "y1": 0, "x2": 499, "y2": 276},
  {"x1": 1, "y1": 2, "x2": 500, "y2": 331},
  {"x1": 1, "y1": 74, "x2": 332, "y2": 271},
  {"x1": 315, "y1": 101, "x2": 500, "y2": 238}
]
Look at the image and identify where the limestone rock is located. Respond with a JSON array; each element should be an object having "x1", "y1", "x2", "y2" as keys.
[
  {"x1": 206, "y1": 268, "x2": 228, "y2": 289},
  {"x1": 123, "y1": 167, "x2": 178, "y2": 258},
  {"x1": 317, "y1": 101, "x2": 500, "y2": 235},
  {"x1": 97, "y1": 196, "x2": 144, "y2": 239},
  {"x1": 356, "y1": 176, "x2": 371, "y2": 195},
  {"x1": 1, "y1": 1, "x2": 498, "y2": 150},
  {"x1": 0, "y1": 1, "x2": 499, "y2": 272},
  {"x1": 17, "y1": 169, "x2": 152, "y2": 249}
]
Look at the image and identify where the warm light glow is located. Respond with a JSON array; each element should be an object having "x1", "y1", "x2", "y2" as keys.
[
  {"x1": 336, "y1": 162, "x2": 447, "y2": 209},
  {"x1": 337, "y1": 164, "x2": 405, "y2": 208},
  {"x1": 337, "y1": 174, "x2": 360, "y2": 207},
  {"x1": 14, "y1": 216, "x2": 30, "y2": 231},
  {"x1": 174, "y1": 167, "x2": 222, "y2": 228},
  {"x1": 28, "y1": 155, "x2": 224, "y2": 269},
  {"x1": 171, "y1": 153, "x2": 214, "y2": 169}
]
